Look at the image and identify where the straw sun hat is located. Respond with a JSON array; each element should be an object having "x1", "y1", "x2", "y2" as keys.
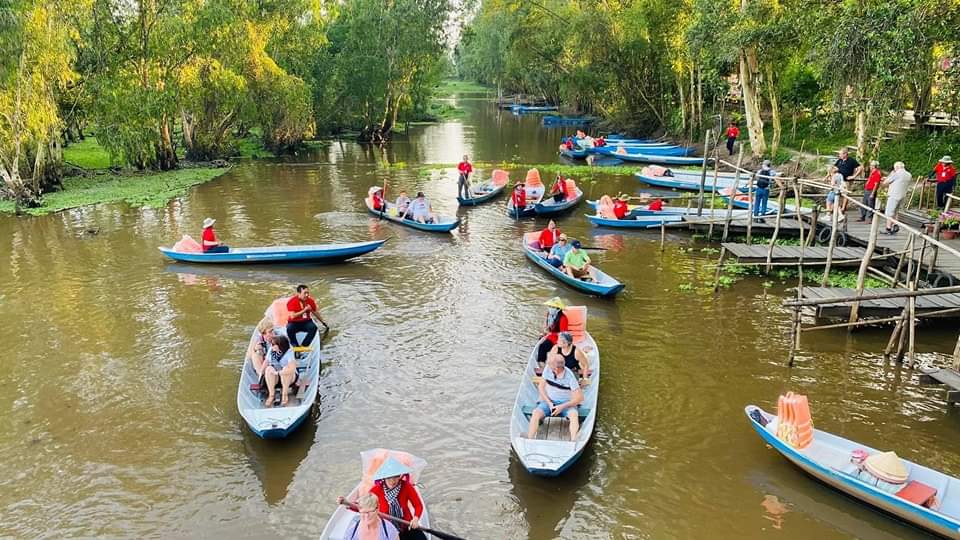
[
  {"x1": 543, "y1": 297, "x2": 567, "y2": 309},
  {"x1": 864, "y1": 451, "x2": 909, "y2": 484},
  {"x1": 372, "y1": 457, "x2": 412, "y2": 480},
  {"x1": 202, "y1": 217, "x2": 216, "y2": 228}
]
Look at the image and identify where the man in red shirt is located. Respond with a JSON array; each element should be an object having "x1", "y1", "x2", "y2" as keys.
[
  {"x1": 859, "y1": 160, "x2": 882, "y2": 221},
  {"x1": 930, "y1": 155, "x2": 957, "y2": 208},
  {"x1": 726, "y1": 121, "x2": 740, "y2": 156},
  {"x1": 285, "y1": 284, "x2": 324, "y2": 349},
  {"x1": 201, "y1": 217, "x2": 229, "y2": 253},
  {"x1": 457, "y1": 154, "x2": 473, "y2": 199},
  {"x1": 511, "y1": 182, "x2": 526, "y2": 213},
  {"x1": 648, "y1": 198, "x2": 664, "y2": 212},
  {"x1": 613, "y1": 194, "x2": 630, "y2": 219},
  {"x1": 537, "y1": 219, "x2": 561, "y2": 252},
  {"x1": 550, "y1": 174, "x2": 568, "y2": 202}
]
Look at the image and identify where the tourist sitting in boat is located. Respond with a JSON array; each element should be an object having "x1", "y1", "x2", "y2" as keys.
[
  {"x1": 201, "y1": 217, "x2": 229, "y2": 253},
  {"x1": 408, "y1": 192, "x2": 435, "y2": 224},
  {"x1": 536, "y1": 220, "x2": 561, "y2": 252},
  {"x1": 613, "y1": 194, "x2": 631, "y2": 219},
  {"x1": 372, "y1": 188, "x2": 386, "y2": 212},
  {"x1": 286, "y1": 284, "x2": 321, "y2": 349},
  {"x1": 563, "y1": 137, "x2": 574, "y2": 150},
  {"x1": 344, "y1": 493, "x2": 400, "y2": 540},
  {"x1": 526, "y1": 352, "x2": 584, "y2": 442},
  {"x1": 511, "y1": 182, "x2": 526, "y2": 209},
  {"x1": 537, "y1": 297, "x2": 569, "y2": 364},
  {"x1": 368, "y1": 457, "x2": 426, "y2": 540},
  {"x1": 550, "y1": 174, "x2": 568, "y2": 202},
  {"x1": 262, "y1": 335, "x2": 298, "y2": 407},
  {"x1": 563, "y1": 240, "x2": 594, "y2": 281},
  {"x1": 595, "y1": 136, "x2": 606, "y2": 147},
  {"x1": 247, "y1": 317, "x2": 275, "y2": 380},
  {"x1": 648, "y1": 198, "x2": 664, "y2": 211},
  {"x1": 395, "y1": 191, "x2": 411, "y2": 216},
  {"x1": 546, "y1": 234, "x2": 571, "y2": 268},
  {"x1": 551, "y1": 331, "x2": 591, "y2": 377}
]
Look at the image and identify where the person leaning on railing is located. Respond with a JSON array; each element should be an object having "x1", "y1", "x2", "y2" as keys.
[{"x1": 858, "y1": 161, "x2": 882, "y2": 222}]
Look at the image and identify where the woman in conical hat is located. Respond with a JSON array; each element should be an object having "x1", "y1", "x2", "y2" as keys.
[{"x1": 368, "y1": 457, "x2": 426, "y2": 539}]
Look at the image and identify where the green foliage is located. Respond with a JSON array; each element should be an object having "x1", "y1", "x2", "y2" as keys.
[{"x1": 63, "y1": 136, "x2": 111, "y2": 169}]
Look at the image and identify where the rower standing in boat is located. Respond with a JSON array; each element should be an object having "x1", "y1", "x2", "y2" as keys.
[
  {"x1": 511, "y1": 182, "x2": 526, "y2": 212},
  {"x1": 457, "y1": 155, "x2": 473, "y2": 200},
  {"x1": 537, "y1": 297, "x2": 569, "y2": 364},
  {"x1": 286, "y1": 284, "x2": 324, "y2": 350},
  {"x1": 201, "y1": 217, "x2": 229, "y2": 253},
  {"x1": 526, "y1": 352, "x2": 584, "y2": 442},
  {"x1": 372, "y1": 187, "x2": 387, "y2": 212}
]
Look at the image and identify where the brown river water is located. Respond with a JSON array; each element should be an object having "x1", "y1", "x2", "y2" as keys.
[{"x1": 2, "y1": 94, "x2": 959, "y2": 539}]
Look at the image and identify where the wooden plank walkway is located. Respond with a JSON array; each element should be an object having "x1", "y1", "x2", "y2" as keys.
[
  {"x1": 919, "y1": 366, "x2": 960, "y2": 405},
  {"x1": 681, "y1": 215, "x2": 809, "y2": 236},
  {"x1": 800, "y1": 286, "x2": 960, "y2": 319},
  {"x1": 721, "y1": 242, "x2": 866, "y2": 265}
]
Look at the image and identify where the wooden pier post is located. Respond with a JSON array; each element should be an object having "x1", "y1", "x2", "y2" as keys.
[
  {"x1": 821, "y1": 198, "x2": 841, "y2": 286},
  {"x1": 712, "y1": 247, "x2": 728, "y2": 293},
  {"x1": 953, "y1": 333, "x2": 960, "y2": 371},
  {"x1": 848, "y1": 209, "x2": 882, "y2": 327},
  {"x1": 722, "y1": 148, "x2": 744, "y2": 242},
  {"x1": 765, "y1": 183, "x2": 787, "y2": 274},
  {"x1": 707, "y1": 157, "x2": 721, "y2": 238},
  {"x1": 806, "y1": 205, "x2": 820, "y2": 248},
  {"x1": 746, "y1": 172, "x2": 755, "y2": 244},
  {"x1": 794, "y1": 180, "x2": 806, "y2": 247},
  {"x1": 660, "y1": 221, "x2": 666, "y2": 251},
  {"x1": 788, "y1": 304, "x2": 801, "y2": 367},
  {"x1": 927, "y1": 196, "x2": 953, "y2": 274},
  {"x1": 697, "y1": 129, "x2": 712, "y2": 216},
  {"x1": 907, "y1": 238, "x2": 928, "y2": 368}
]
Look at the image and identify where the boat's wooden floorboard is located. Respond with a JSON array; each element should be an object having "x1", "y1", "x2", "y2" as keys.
[{"x1": 535, "y1": 416, "x2": 571, "y2": 441}]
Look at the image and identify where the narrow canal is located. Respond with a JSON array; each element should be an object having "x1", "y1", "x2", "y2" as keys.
[{"x1": 1, "y1": 92, "x2": 958, "y2": 539}]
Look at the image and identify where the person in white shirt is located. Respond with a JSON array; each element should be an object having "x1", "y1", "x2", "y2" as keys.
[
  {"x1": 526, "y1": 352, "x2": 584, "y2": 441},
  {"x1": 395, "y1": 191, "x2": 411, "y2": 217},
  {"x1": 882, "y1": 161, "x2": 912, "y2": 235}
]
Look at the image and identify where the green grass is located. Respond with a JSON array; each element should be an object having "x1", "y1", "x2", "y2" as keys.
[
  {"x1": 232, "y1": 132, "x2": 275, "y2": 159},
  {"x1": 434, "y1": 79, "x2": 492, "y2": 96},
  {"x1": 767, "y1": 115, "x2": 855, "y2": 157},
  {"x1": 0, "y1": 167, "x2": 230, "y2": 216},
  {"x1": 63, "y1": 137, "x2": 113, "y2": 169}
]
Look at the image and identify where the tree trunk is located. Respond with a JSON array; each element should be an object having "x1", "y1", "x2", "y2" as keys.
[
  {"x1": 156, "y1": 116, "x2": 177, "y2": 170},
  {"x1": 677, "y1": 75, "x2": 687, "y2": 132},
  {"x1": 739, "y1": 49, "x2": 767, "y2": 158},
  {"x1": 180, "y1": 109, "x2": 195, "y2": 156},
  {"x1": 855, "y1": 106, "x2": 867, "y2": 160},
  {"x1": 765, "y1": 64, "x2": 782, "y2": 158}
]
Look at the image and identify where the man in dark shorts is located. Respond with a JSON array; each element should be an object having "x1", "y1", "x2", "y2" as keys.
[
  {"x1": 286, "y1": 284, "x2": 322, "y2": 349},
  {"x1": 832, "y1": 149, "x2": 863, "y2": 213}
]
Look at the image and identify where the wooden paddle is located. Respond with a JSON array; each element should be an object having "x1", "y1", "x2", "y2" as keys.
[{"x1": 338, "y1": 501, "x2": 467, "y2": 540}]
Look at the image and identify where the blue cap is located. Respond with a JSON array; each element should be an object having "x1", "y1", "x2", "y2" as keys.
[
  {"x1": 571, "y1": 240, "x2": 582, "y2": 248},
  {"x1": 373, "y1": 457, "x2": 412, "y2": 480}
]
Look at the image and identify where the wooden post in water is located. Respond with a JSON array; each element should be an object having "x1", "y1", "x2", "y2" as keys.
[
  {"x1": 794, "y1": 180, "x2": 806, "y2": 247},
  {"x1": 895, "y1": 236, "x2": 916, "y2": 363},
  {"x1": 746, "y1": 172, "x2": 755, "y2": 244},
  {"x1": 764, "y1": 182, "x2": 787, "y2": 274},
  {"x1": 697, "y1": 129, "x2": 712, "y2": 216},
  {"x1": 722, "y1": 148, "x2": 744, "y2": 242},
  {"x1": 848, "y1": 208, "x2": 882, "y2": 327},
  {"x1": 787, "y1": 304, "x2": 801, "y2": 367},
  {"x1": 660, "y1": 221, "x2": 666, "y2": 251},
  {"x1": 806, "y1": 205, "x2": 820, "y2": 248},
  {"x1": 821, "y1": 197, "x2": 842, "y2": 286},
  {"x1": 891, "y1": 234, "x2": 913, "y2": 288},
  {"x1": 707, "y1": 160, "x2": 721, "y2": 239},
  {"x1": 712, "y1": 247, "x2": 728, "y2": 293},
  {"x1": 953, "y1": 333, "x2": 960, "y2": 371},
  {"x1": 907, "y1": 238, "x2": 928, "y2": 368}
]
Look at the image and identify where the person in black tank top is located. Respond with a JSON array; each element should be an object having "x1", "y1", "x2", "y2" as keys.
[{"x1": 551, "y1": 332, "x2": 591, "y2": 376}]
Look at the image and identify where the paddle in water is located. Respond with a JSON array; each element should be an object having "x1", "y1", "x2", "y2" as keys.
[{"x1": 338, "y1": 501, "x2": 467, "y2": 540}]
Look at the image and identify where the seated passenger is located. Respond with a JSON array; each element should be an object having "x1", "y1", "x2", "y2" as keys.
[
  {"x1": 596, "y1": 136, "x2": 606, "y2": 147},
  {"x1": 395, "y1": 191, "x2": 411, "y2": 216},
  {"x1": 546, "y1": 234, "x2": 571, "y2": 268},
  {"x1": 551, "y1": 331, "x2": 591, "y2": 377},
  {"x1": 511, "y1": 182, "x2": 527, "y2": 211},
  {"x1": 613, "y1": 194, "x2": 630, "y2": 219},
  {"x1": 201, "y1": 217, "x2": 229, "y2": 253},
  {"x1": 537, "y1": 297, "x2": 568, "y2": 364},
  {"x1": 537, "y1": 219, "x2": 561, "y2": 253},
  {"x1": 263, "y1": 335, "x2": 298, "y2": 407},
  {"x1": 564, "y1": 138, "x2": 574, "y2": 150},
  {"x1": 526, "y1": 352, "x2": 584, "y2": 442},
  {"x1": 372, "y1": 188, "x2": 386, "y2": 212},
  {"x1": 343, "y1": 493, "x2": 400, "y2": 540},
  {"x1": 648, "y1": 198, "x2": 664, "y2": 211},
  {"x1": 550, "y1": 174, "x2": 568, "y2": 203},
  {"x1": 409, "y1": 192, "x2": 434, "y2": 224},
  {"x1": 563, "y1": 240, "x2": 593, "y2": 281},
  {"x1": 247, "y1": 317, "x2": 275, "y2": 380}
]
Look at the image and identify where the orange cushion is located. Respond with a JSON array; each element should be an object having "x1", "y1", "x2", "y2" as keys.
[
  {"x1": 525, "y1": 168, "x2": 543, "y2": 187},
  {"x1": 492, "y1": 169, "x2": 509, "y2": 186},
  {"x1": 896, "y1": 480, "x2": 937, "y2": 507},
  {"x1": 563, "y1": 306, "x2": 587, "y2": 341}
]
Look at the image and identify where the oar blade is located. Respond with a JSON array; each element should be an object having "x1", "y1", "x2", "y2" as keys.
[{"x1": 422, "y1": 527, "x2": 468, "y2": 540}]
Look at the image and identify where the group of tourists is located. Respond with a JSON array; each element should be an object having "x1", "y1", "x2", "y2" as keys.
[
  {"x1": 530, "y1": 220, "x2": 595, "y2": 281},
  {"x1": 336, "y1": 457, "x2": 427, "y2": 540},
  {"x1": 371, "y1": 187, "x2": 436, "y2": 224}
]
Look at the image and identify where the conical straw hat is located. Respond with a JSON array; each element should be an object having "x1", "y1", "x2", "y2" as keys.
[{"x1": 864, "y1": 451, "x2": 908, "y2": 484}]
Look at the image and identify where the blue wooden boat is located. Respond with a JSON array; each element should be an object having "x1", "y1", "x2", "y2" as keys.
[
  {"x1": 543, "y1": 115, "x2": 593, "y2": 126},
  {"x1": 512, "y1": 104, "x2": 559, "y2": 113},
  {"x1": 458, "y1": 170, "x2": 509, "y2": 206},
  {"x1": 560, "y1": 146, "x2": 589, "y2": 159},
  {"x1": 746, "y1": 404, "x2": 960, "y2": 538},
  {"x1": 511, "y1": 324, "x2": 600, "y2": 476},
  {"x1": 237, "y1": 301, "x2": 321, "y2": 439},
  {"x1": 606, "y1": 134, "x2": 657, "y2": 143},
  {"x1": 521, "y1": 233, "x2": 625, "y2": 297},
  {"x1": 721, "y1": 192, "x2": 780, "y2": 215},
  {"x1": 595, "y1": 147, "x2": 708, "y2": 165},
  {"x1": 634, "y1": 171, "x2": 746, "y2": 193},
  {"x1": 365, "y1": 191, "x2": 459, "y2": 232},
  {"x1": 507, "y1": 184, "x2": 545, "y2": 218},
  {"x1": 585, "y1": 213, "x2": 683, "y2": 229},
  {"x1": 586, "y1": 200, "x2": 751, "y2": 219},
  {"x1": 575, "y1": 137, "x2": 672, "y2": 149},
  {"x1": 534, "y1": 187, "x2": 584, "y2": 216},
  {"x1": 158, "y1": 240, "x2": 385, "y2": 264}
]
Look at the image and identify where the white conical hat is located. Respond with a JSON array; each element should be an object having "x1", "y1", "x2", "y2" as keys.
[{"x1": 864, "y1": 451, "x2": 908, "y2": 484}]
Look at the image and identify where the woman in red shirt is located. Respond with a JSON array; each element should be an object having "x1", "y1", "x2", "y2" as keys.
[
  {"x1": 931, "y1": 155, "x2": 957, "y2": 208},
  {"x1": 725, "y1": 121, "x2": 740, "y2": 156},
  {"x1": 372, "y1": 188, "x2": 386, "y2": 211},
  {"x1": 537, "y1": 220, "x2": 561, "y2": 252},
  {"x1": 511, "y1": 182, "x2": 526, "y2": 213},
  {"x1": 536, "y1": 297, "x2": 569, "y2": 364},
  {"x1": 368, "y1": 458, "x2": 426, "y2": 540},
  {"x1": 613, "y1": 194, "x2": 630, "y2": 219},
  {"x1": 859, "y1": 160, "x2": 882, "y2": 221},
  {"x1": 550, "y1": 174, "x2": 568, "y2": 202},
  {"x1": 648, "y1": 198, "x2": 664, "y2": 212},
  {"x1": 201, "y1": 217, "x2": 229, "y2": 253}
]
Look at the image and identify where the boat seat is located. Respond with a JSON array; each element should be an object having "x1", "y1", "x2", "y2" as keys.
[
  {"x1": 532, "y1": 376, "x2": 591, "y2": 387},
  {"x1": 896, "y1": 480, "x2": 938, "y2": 507},
  {"x1": 521, "y1": 404, "x2": 590, "y2": 419}
]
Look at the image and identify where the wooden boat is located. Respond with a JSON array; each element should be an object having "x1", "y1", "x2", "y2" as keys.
[
  {"x1": 595, "y1": 147, "x2": 708, "y2": 166},
  {"x1": 579, "y1": 136, "x2": 665, "y2": 146},
  {"x1": 158, "y1": 240, "x2": 385, "y2": 264},
  {"x1": 510, "y1": 314, "x2": 600, "y2": 476},
  {"x1": 585, "y1": 213, "x2": 683, "y2": 229},
  {"x1": 237, "y1": 300, "x2": 321, "y2": 439},
  {"x1": 507, "y1": 169, "x2": 546, "y2": 218},
  {"x1": 319, "y1": 449, "x2": 432, "y2": 540},
  {"x1": 720, "y1": 191, "x2": 780, "y2": 215},
  {"x1": 458, "y1": 169, "x2": 509, "y2": 206},
  {"x1": 521, "y1": 232, "x2": 624, "y2": 297},
  {"x1": 511, "y1": 104, "x2": 558, "y2": 113},
  {"x1": 559, "y1": 145, "x2": 590, "y2": 159},
  {"x1": 634, "y1": 171, "x2": 746, "y2": 193},
  {"x1": 365, "y1": 189, "x2": 459, "y2": 232},
  {"x1": 543, "y1": 115, "x2": 593, "y2": 126},
  {"x1": 745, "y1": 404, "x2": 960, "y2": 538},
  {"x1": 535, "y1": 181, "x2": 584, "y2": 216}
]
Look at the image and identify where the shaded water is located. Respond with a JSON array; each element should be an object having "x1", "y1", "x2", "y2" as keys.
[{"x1": 2, "y1": 94, "x2": 959, "y2": 539}]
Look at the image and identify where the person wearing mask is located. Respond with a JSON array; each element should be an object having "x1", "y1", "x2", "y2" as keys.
[
  {"x1": 201, "y1": 218, "x2": 229, "y2": 253},
  {"x1": 457, "y1": 155, "x2": 473, "y2": 200},
  {"x1": 725, "y1": 121, "x2": 740, "y2": 156},
  {"x1": 859, "y1": 161, "x2": 882, "y2": 221},
  {"x1": 929, "y1": 155, "x2": 957, "y2": 208},
  {"x1": 882, "y1": 161, "x2": 912, "y2": 235}
]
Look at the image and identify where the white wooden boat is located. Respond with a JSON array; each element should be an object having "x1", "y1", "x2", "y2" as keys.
[
  {"x1": 746, "y1": 404, "x2": 960, "y2": 538},
  {"x1": 510, "y1": 321, "x2": 600, "y2": 476}
]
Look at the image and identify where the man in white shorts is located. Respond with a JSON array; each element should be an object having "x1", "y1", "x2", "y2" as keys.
[{"x1": 881, "y1": 161, "x2": 912, "y2": 235}]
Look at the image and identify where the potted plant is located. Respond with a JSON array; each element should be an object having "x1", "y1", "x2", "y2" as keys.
[{"x1": 940, "y1": 212, "x2": 960, "y2": 239}]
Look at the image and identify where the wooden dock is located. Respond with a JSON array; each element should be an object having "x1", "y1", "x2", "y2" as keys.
[
  {"x1": 721, "y1": 242, "x2": 866, "y2": 265},
  {"x1": 919, "y1": 366, "x2": 960, "y2": 405},
  {"x1": 681, "y1": 215, "x2": 809, "y2": 236},
  {"x1": 800, "y1": 286, "x2": 960, "y2": 319}
]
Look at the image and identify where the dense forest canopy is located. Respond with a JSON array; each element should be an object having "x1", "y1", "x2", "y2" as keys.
[{"x1": 0, "y1": 0, "x2": 454, "y2": 206}]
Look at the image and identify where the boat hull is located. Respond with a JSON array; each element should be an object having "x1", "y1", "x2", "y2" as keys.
[
  {"x1": 585, "y1": 214, "x2": 683, "y2": 229},
  {"x1": 560, "y1": 147, "x2": 589, "y2": 159},
  {"x1": 458, "y1": 183, "x2": 506, "y2": 206},
  {"x1": 521, "y1": 236, "x2": 624, "y2": 297},
  {"x1": 597, "y1": 148, "x2": 708, "y2": 166},
  {"x1": 746, "y1": 405, "x2": 960, "y2": 539},
  {"x1": 365, "y1": 200, "x2": 459, "y2": 232},
  {"x1": 534, "y1": 189, "x2": 584, "y2": 216},
  {"x1": 158, "y1": 240, "x2": 386, "y2": 264}
]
